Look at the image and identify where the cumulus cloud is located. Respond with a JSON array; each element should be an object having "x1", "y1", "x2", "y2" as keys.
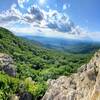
[
  {"x1": 0, "y1": 2, "x2": 86, "y2": 38},
  {"x1": 63, "y1": 4, "x2": 67, "y2": 10},
  {"x1": 18, "y1": 0, "x2": 26, "y2": 8},
  {"x1": 28, "y1": 5, "x2": 44, "y2": 21},
  {"x1": 0, "y1": 4, "x2": 22, "y2": 24},
  {"x1": 45, "y1": 11, "x2": 76, "y2": 33}
]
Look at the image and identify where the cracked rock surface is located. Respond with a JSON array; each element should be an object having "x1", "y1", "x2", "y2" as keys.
[{"x1": 42, "y1": 50, "x2": 100, "y2": 100}]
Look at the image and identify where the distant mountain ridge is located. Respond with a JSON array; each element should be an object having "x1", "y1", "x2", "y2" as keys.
[{"x1": 22, "y1": 36, "x2": 100, "y2": 53}]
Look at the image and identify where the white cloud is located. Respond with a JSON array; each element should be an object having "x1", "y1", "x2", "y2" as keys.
[
  {"x1": 18, "y1": 0, "x2": 25, "y2": 8},
  {"x1": 87, "y1": 32, "x2": 100, "y2": 42},
  {"x1": 63, "y1": 4, "x2": 67, "y2": 10},
  {"x1": 17, "y1": 0, "x2": 29, "y2": 8},
  {"x1": 12, "y1": 26, "x2": 36, "y2": 35},
  {"x1": 46, "y1": 5, "x2": 50, "y2": 9},
  {"x1": 0, "y1": 4, "x2": 22, "y2": 24},
  {"x1": 39, "y1": 0, "x2": 46, "y2": 5},
  {"x1": 0, "y1": 3, "x2": 88, "y2": 39},
  {"x1": 63, "y1": 4, "x2": 70, "y2": 10},
  {"x1": 11, "y1": 4, "x2": 22, "y2": 18}
]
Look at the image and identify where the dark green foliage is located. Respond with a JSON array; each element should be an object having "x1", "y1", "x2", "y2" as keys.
[{"x1": 0, "y1": 27, "x2": 94, "y2": 99}]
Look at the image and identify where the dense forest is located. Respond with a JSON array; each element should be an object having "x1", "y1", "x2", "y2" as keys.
[{"x1": 0, "y1": 27, "x2": 96, "y2": 99}]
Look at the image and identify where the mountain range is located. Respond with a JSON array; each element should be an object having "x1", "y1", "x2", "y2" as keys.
[{"x1": 22, "y1": 36, "x2": 100, "y2": 53}]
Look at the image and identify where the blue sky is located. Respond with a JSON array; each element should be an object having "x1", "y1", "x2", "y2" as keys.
[
  {"x1": 67, "y1": 0, "x2": 100, "y2": 32},
  {"x1": 0, "y1": 0, "x2": 100, "y2": 41}
]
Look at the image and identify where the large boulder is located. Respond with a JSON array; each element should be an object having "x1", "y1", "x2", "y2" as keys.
[
  {"x1": 0, "y1": 53, "x2": 16, "y2": 77},
  {"x1": 10, "y1": 95, "x2": 19, "y2": 100},
  {"x1": 42, "y1": 50, "x2": 100, "y2": 100},
  {"x1": 20, "y1": 92, "x2": 32, "y2": 100}
]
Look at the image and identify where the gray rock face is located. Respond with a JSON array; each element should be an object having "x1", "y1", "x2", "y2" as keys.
[
  {"x1": 42, "y1": 50, "x2": 100, "y2": 100},
  {"x1": 0, "y1": 53, "x2": 16, "y2": 77}
]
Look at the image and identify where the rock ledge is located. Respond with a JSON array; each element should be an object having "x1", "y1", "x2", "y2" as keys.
[{"x1": 42, "y1": 50, "x2": 100, "y2": 100}]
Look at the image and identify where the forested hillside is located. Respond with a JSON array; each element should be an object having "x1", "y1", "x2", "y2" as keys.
[
  {"x1": 0, "y1": 27, "x2": 94, "y2": 99},
  {"x1": 23, "y1": 36, "x2": 100, "y2": 54}
]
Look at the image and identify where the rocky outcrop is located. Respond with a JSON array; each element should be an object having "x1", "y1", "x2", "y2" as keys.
[
  {"x1": 42, "y1": 50, "x2": 100, "y2": 100},
  {"x1": 0, "y1": 53, "x2": 16, "y2": 77},
  {"x1": 20, "y1": 92, "x2": 32, "y2": 100},
  {"x1": 10, "y1": 92, "x2": 32, "y2": 100},
  {"x1": 10, "y1": 95, "x2": 19, "y2": 100}
]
